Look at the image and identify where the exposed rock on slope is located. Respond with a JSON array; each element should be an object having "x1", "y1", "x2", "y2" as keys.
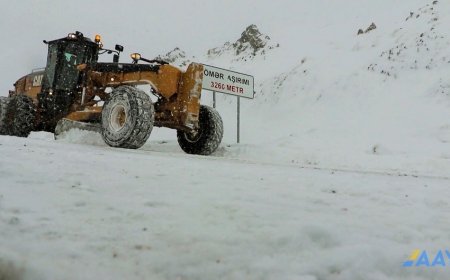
[
  {"x1": 367, "y1": 0, "x2": 450, "y2": 79},
  {"x1": 155, "y1": 47, "x2": 193, "y2": 68},
  {"x1": 156, "y1": 25, "x2": 279, "y2": 67},
  {"x1": 207, "y1": 24, "x2": 279, "y2": 61},
  {"x1": 357, "y1": 22, "x2": 377, "y2": 35}
]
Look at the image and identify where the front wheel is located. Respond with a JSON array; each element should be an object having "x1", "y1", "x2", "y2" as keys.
[
  {"x1": 177, "y1": 105, "x2": 223, "y2": 155},
  {"x1": 101, "y1": 86, "x2": 155, "y2": 149}
]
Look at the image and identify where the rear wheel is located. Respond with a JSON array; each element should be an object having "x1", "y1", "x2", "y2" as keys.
[
  {"x1": 0, "y1": 97, "x2": 10, "y2": 135},
  {"x1": 101, "y1": 86, "x2": 154, "y2": 149},
  {"x1": 177, "y1": 105, "x2": 223, "y2": 155},
  {"x1": 2, "y1": 95, "x2": 36, "y2": 137}
]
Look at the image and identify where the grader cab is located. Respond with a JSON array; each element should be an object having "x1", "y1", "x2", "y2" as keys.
[{"x1": 0, "y1": 32, "x2": 223, "y2": 155}]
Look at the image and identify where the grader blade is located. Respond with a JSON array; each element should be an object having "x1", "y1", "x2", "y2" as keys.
[{"x1": 54, "y1": 118, "x2": 101, "y2": 140}]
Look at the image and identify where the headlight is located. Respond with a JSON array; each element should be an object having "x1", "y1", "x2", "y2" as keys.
[
  {"x1": 131, "y1": 53, "x2": 141, "y2": 60},
  {"x1": 67, "y1": 33, "x2": 77, "y2": 39}
]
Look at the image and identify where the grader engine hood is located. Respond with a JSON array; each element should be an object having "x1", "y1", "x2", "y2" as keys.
[{"x1": 11, "y1": 71, "x2": 45, "y2": 102}]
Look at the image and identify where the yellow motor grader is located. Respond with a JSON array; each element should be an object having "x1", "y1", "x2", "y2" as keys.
[{"x1": 0, "y1": 31, "x2": 223, "y2": 155}]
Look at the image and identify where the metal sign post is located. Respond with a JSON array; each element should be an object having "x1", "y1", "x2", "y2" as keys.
[
  {"x1": 237, "y1": 97, "x2": 240, "y2": 143},
  {"x1": 201, "y1": 64, "x2": 254, "y2": 144}
]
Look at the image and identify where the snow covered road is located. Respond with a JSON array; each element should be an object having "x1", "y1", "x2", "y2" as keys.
[{"x1": 1, "y1": 134, "x2": 449, "y2": 280}]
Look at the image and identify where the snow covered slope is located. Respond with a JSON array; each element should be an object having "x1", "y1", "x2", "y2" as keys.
[
  {"x1": 197, "y1": 0, "x2": 449, "y2": 177},
  {"x1": 0, "y1": 0, "x2": 449, "y2": 279}
]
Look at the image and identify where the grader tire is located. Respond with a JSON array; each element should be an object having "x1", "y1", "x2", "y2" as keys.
[
  {"x1": 101, "y1": 86, "x2": 155, "y2": 149},
  {"x1": 177, "y1": 105, "x2": 223, "y2": 155},
  {"x1": 2, "y1": 95, "x2": 36, "y2": 137},
  {"x1": 0, "y1": 97, "x2": 10, "y2": 135}
]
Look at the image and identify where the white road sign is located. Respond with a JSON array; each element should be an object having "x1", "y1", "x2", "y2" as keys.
[{"x1": 202, "y1": 65, "x2": 254, "y2": 99}]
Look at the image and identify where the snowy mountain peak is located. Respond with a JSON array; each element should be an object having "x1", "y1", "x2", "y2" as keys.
[
  {"x1": 207, "y1": 24, "x2": 279, "y2": 61},
  {"x1": 155, "y1": 47, "x2": 193, "y2": 68},
  {"x1": 234, "y1": 24, "x2": 273, "y2": 55}
]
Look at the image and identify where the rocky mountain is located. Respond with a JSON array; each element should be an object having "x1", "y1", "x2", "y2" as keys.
[
  {"x1": 155, "y1": 25, "x2": 279, "y2": 67},
  {"x1": 155, "y1": 47, "x2": 194, "y2": 68},
  {"x1": 207, "y1": 24, "x2": 279, "y2": 61}
]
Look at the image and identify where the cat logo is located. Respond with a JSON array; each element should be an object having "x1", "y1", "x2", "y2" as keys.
[{"x1": 32, "y1": 74, "x2": 43, "y2": 87}]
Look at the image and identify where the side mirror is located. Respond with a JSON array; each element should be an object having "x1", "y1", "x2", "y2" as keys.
[{"x1": 115, "y1": 45, "x2": 124, "y2": 52}]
